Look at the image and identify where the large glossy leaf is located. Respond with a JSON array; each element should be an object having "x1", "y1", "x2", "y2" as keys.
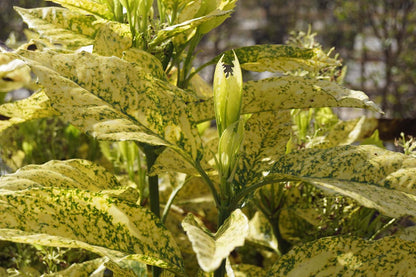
[
  {"x1": 234, "y1": 111, "x2": 291, "y2": 190},
  {"x1": 267, "y1": 236, "x2": 416, "y2": 276},
  {"x1": 209, "y1": 45, "x2": 340, "y2": 73},
  {"x1": 48, "y1": 0, "x2": 113, "y2": 20},
  {"x1": 14, "y1": 7, "x2": 97, "y2": 48},
  {"x1": 182, "y1": 209, "x2": 249, "y2": 272},
  {"x1": 189, "y1": 76, "x2": 381, "y2": 123},
  {"x1": 0, "y1": 159, "x2": 185, "y2": 275},
  {"x1": 0, "y1": 91, "x2": 58, "y2": 132},
  {"x1": 18, "y1": 50, "x2": 201, "y2": 161},
  {"x1": 269, "y1": 145, "x2": 416, "y2": 218}
]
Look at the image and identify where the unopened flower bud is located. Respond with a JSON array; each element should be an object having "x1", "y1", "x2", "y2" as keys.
[{"x1": 214, "y1": 51, "x2": 243, "y2": 136}]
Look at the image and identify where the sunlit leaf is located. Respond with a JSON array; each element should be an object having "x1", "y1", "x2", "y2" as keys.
[
  {"x1": 122, "y1": 48, "x2": 167, "y2": 80},
  {"x1": 269, "y1": 145, "x2": 416, "y2": 218},
  {"x1": 189, "y1": 76, "x2": 381, "y2": 123},
  {"x1": 235, "y1": 111, "x2": 291, "y2": 189},
  {"x1": 0, "y1": 91, "x2": 58, "y2": 132},
  {"x1": 14, "y1": 7, "x2": 97, "y2": 48},
  {"x1": 312, "y1": 116, "x2": 379, "y2": 149},
  {"x1": 182, "y1": 209, "x2": 249, "y2": 272},
  {"x1": 43, "y1": 257, "x2": 109, "y2": 277},
  {"x1": 209, "y1": 45, "x2": 340, "y2": 73},
  {"x1": 197, "y1": 0, "x2": 237, "y2": 34},
  {"x1": 232, "y1": 264, "x2": 267, "y2": 277},
  {"x1": 48, "y1": 0, "x2": 113, "y2": 20},
  {"x1": 149, "y1": 9, "x2": 232, "y2": 48},
  {"x1": 94, "y1": 21, "x2": 132, "y2": 57},
  {"x1": 247, "y1": 212, "x2": 278, "y2": 252},
  {"x1": 267, "y1": 236, "x2": 416, "y2": 276},
  {"x1": 0, "y1": 159, "x2": 185, "y2": 275},
  {"x1": 17, "y1": 50, "x2": 202, "y2": 161},
  {"x1": 0, "y1": 56, "x2": 31, "y2": 94},
  {"x1": 176, "y1": 0, "x2": 202, "y2": 23}
]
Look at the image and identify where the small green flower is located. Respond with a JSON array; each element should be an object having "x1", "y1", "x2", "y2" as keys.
[{"x1": 213, "y1": 51, "x2": 243, "y2": 136}]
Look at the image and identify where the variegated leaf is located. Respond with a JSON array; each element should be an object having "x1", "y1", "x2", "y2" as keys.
[
  {"x1": 151, "y1": 129, "x2": 217, "y2": 176},
  {"x1": 312, "y1": 116, "x2": 379, "y2": 149},
  {"x1": 149, "y1": 9, "x2": 232, "y2": 48},
  {"x1": 43, "y1": 257, "x2": 110, "y2": 276},
  {"x1": 0, "y1": 159, "x2": 185, "y2": 275},
  {"x1": 0, "y1": 91, "x2": 58, "y2": 132},
  {"x1": 176, "y1": 0, "x2": 202, "y2": 23},
  {"x1": 0, "y1": 159, "x2": 118, "y2": 191},
  {"x1": 267, "y1": 236, "x2": 416, "y2": 276},
  {"x1": 235, "y1": 111, "x2": 292, "y2": 190},
  {"x1": 269, "y1": 145, "x2": 416, "y2": 218},
  {"x1": 0, "y1": 56, "x2": 32, "y2": 93},
  {"x1": 189, "y1": 76, "x2": 381, "y2": 123},
  {"x1": 247, "y1": 211, "x2": 278, "y2": 252},
  {"x1": 122, "y1": 48, "x2": 167, "y2": 80},
  {"x1": 18, "y1": 50, "x2": 201, "y2": 161},
  {"x1": 93, "y1": 21, "x2": 132, "y2": 57},
  {"x1": 182, "y1": 209, "x2": 249, "y2": 272},
  {"x1": 232, "y1": 264, "x2": 267, "y2": 277},
  {"x1": 209, "y1": 45, "x2": 340, "y2": 73},
  {"x1": 48, "y1": 0, "x2": 113, "y2": 20},
  {"x1": 197, "y1": 0, "x2": 237, "y2": 34},
  {"x1": 396, "y1": 226, "x2": 416, "y2": 241},
  {"x1": 14, "y1": 7, "x2": 97, "y2": 49}
]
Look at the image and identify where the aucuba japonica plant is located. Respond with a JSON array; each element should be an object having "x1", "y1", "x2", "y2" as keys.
[{"x1": 1, "y1": 0, "x2": 416, "y2": 276}]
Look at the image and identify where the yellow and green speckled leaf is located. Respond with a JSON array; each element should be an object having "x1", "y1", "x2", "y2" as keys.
[
  {"x1": 0, "y1": 90, "x2": 58, "y2": 132},
  {"x1": 176, "y1": 0, "x2": 202, "y2": 23},
  {"x1": 150, "y1": 128, "x2": 217, "y2": 176},
  {"x1": 269, "y1": 145, "x2": 416, "y2": 218},
  {"x1": 93, "y1": 21, "x2": 132, "y2": 57},
  {"x1": 0, "y1": 159, "x2": 185, "y2": 275},
  {"x1": 209, "y1": 45, "x2": 339, "y2": 73},
  {"x1": 182, "y1": 209, "x2": 248, "y2": 273},
  {"x1": 235, "y1": 111, "x2": 291, "y2": 189},
  {"x1": 267, "y1": 236, "x2": 416, "y2": 276},
  {"x1": 48, "y1": 0, "x2": 113, "y2": 20},
  {"x1": 232, "y1": 264, "x2": 267, "y2": 277},
  {"x1": 18, "y1": 50, "x2": 202, "y2": 161},
  {"x1": 43, "y1": 257, "x2": 110, "y2": 277},
  {"x1": 1, "y1": 159, "x2": 118, "y2": 191},
  {"x1": 189, "y1": 76, "x2": 381, "y2": 123},
  {"x1": 149, "y1": 9, "x2": 232, "y2": 48},
  {"x1": 312, "y1": 116, "x2": 379, "y2": 149},
  {"x1": 122, "y1": 48, "x2": 167, "y2": 80},
  {"x1": 0, "y1": 55, "x2": 32, "y2": 93},
  {"x1": 247, "y1": 211, "x2": 278, "y2": 252},
  {"x1": 14, "y1": 7, "x2": 97, "y2": 49}
]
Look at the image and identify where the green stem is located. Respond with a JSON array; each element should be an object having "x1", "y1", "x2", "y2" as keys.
[
  {"x1": 213, "y1": 207, "x2": 231, "y2": 277},
  {"x1": 161, "y1": 177, "x2": 187, "y2": 224},
  {"x1": 194, "y1": 161, "x2": 221, "y2": 209},
  {"x1": 140, "y1": 143, "x2": 162, "y2": 277},
  {"x1": 269, "y1": 215, "x2": 291, "y2": 255},
  {"x1": 179, "y1": 34, "x2": 202, "y2": 88}
]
